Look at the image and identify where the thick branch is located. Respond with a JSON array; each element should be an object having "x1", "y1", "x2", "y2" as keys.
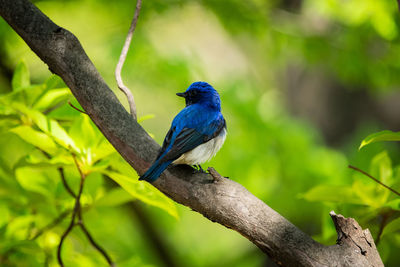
[{"x1": 0, "y1": 1, "x2": 383, "y2": 266}]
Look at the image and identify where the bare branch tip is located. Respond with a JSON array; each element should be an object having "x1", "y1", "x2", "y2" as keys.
[{"x1": 207, "y1": 167, "x2": 223, "y2": 182}]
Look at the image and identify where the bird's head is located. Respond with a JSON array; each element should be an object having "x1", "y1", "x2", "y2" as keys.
[{"x1": 176, "y1": 82, "x2": 221, "y2": 110}]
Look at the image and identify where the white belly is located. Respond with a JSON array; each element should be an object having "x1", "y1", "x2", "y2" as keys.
[{"x1": 173, "y1": 128, "x2": 227, "y2": 165}]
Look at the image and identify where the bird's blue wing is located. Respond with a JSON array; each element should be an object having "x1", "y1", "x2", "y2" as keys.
[
  {"x1": 161, "y1": 116, "x2": 226, "y2": 163},
  {"x1": 161, "y1": 127, "x2": 207, "y2": 162},
  {"x1": 156, "y1": 126, "x2": 175, "y2": 160},
  {"x1": 156, "y1": 104, "x2": 226, "y2": 163}
]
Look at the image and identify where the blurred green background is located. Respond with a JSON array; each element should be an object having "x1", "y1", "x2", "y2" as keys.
[{"x1": 1, "y1": 0, "x2": 400, "y2": 266}]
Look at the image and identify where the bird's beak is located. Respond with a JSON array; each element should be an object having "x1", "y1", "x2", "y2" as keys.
[{"x1": 176, "y1": 92, "x2": 186, "y2": 98}]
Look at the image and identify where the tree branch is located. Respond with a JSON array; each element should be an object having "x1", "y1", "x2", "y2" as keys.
[
  {"x1": 0, "y1": 1, "x2": 383, "y2": 266},
  {"x1": 114, "y1": 0, "x2": 142, "y2": 120}
]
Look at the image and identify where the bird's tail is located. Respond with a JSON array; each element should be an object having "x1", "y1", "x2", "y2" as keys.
[{"x1": 139, "y1": 160, "x2": 172, "y2": 182}]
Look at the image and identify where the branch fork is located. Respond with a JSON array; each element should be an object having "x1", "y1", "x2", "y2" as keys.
[{"x1": 57, "y1": 153, "x2": 114, "y2": 267}]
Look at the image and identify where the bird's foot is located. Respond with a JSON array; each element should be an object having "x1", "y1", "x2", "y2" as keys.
[
  {"x1": 191, "y1": 165, "x2": 203, "y2": 174},
  {"x1": 196, "y1": 165, "x2": 207, "y2": 173}
]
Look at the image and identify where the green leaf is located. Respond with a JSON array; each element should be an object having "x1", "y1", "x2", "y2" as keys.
[
  {"x1": 30, "y1": 75, "x2": 63, "y2": 107},
  {"x1": 7, "y1": 104, "x2": 78, "y2": 153},
  {"x1": 10, "y1": 126, "x2": 58, "y2": 155},
  {"x1": 46, "y1": 100, "x2": 80, "y2": 120},
  {"x1": 95, "y1": 188, "x2": 135, "y2": 207},
  {"x1": 370, "y1": 151, "x2": 393, "y2": 185},
  {"x1": 5, "y1": 215, "x2": 34, "y2": 239},
  {"x1": 48, "y1": 119, "x2": 77, "y2": 151},
  {"x1": 15, "y1": 166, "x2": 57, "y2": 197},
  {"x1": 301, "y1": 185, "x2": 364, "y2": 205},
  {"x1": 352, "y1": 180, "x2": 382, "y2": 207},
  {"x1": 103, "y1": 170, "x2": 178, "y2": 218},
  {"x1": 384, "y1": 199, "x2": 400, "y2": 211},
  {"x1": 26, "y1": 110, "x2": 49, "y2": 133},
  {"x1": 382, "y1": 217, "x2": 400, "y2": 237},
  {"x1": 138, "y1": 114, "x2": 155, "y2": 123},
  {"x1": 44, "y1": 74, "x2": 64, "y2": 90},
  {"x1": 359, "y1": 130, "x2": 400, "y2": 150},
  {"x1": 33, "y1": 88, "x2": 71, "y2": 111},
  {"x1": 0, "y1": 98, "x2": 15, "y2": 115},
  {"x1": 0, "y1": 132, "x2": 33, "y2": 171},
  {"x1": 0, "y1": 117, "x2": 19, "y2": 134},
  {"x1": 69, "y1": 114, "x2": 98, "y2": 151},
  {"x1": 19, "y1": 150, "x2": 73, "y2": 168},
  {"x1": 0, "y1": 240, "x2": 40, "y2": 256},
  {"x1": 0, "y1": 203, "x2": 10, "y2": 228},
  {"x1": 23, "y1": 108, "x2": 76, "y2": 149},
  {"x1": 10, "y1": 84, "x2": 46, "y2": 107},
  {"x1": 86, "y1": 159, "x2": 111, "y2": 173},
  {"x1": 91, "y1": 139, "x2": 116, "y2": 163},
  {"x1": 12, "y1": 61, "x2": 30, "y2": 91},
  {"x1": 8, "y1": 103, "x2": 49, "y2": 132}
]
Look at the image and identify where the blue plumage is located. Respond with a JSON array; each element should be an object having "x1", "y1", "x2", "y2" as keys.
[{"x1": 139, "y1": 82, "x2": 227, "y2": 182}]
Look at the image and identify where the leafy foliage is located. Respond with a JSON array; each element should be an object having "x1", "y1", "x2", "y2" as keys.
[
  {"x1": 360, "y1": 130, "x2": 400, "y2": 149},
  {"x1": 1, "y1": 0, "x2": 400, "y2": 265},
  {"x1": 302, "y1": 149, "x2": 400, "y2": 258},
  {"x1": 0, "y1": 64, "x2": 176, "y2": 266}
]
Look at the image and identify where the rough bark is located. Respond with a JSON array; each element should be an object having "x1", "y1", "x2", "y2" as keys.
[{"x1": 0, "y1": 0, "x2": 384, "y2": 266}]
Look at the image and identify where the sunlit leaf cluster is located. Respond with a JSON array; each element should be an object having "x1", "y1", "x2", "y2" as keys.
[{"x1": 0, "y1": 62, "x2": 176, "y2": 266}]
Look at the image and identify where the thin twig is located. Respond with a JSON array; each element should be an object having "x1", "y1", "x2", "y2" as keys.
[
  {"x1": 58, "y1": 167, "x2": 76, "y2": 198},
  {"x1": 57, "y1": 204, "x2": 78, "y2": 267},
  {"x1": 77, "y1": 220, "x2": 115, "y2": 267},
  {"x1": 31, "y1": 209, "x2": 71, "y2": 240},
  {"x1": 68, "y1": 100, "x2": 87, "y2": 114},
  {"x1": 348, "y1": 165, "x2": 400, "y2": 197},
  {"x1": 73, "y1": 154, "x2": 115, "y2": 266},
  {"x1": 71, "y1": 153, "x2": 85, "y2": 179},
  {"x1": 58, "y1": 153, "x2": 115, "y2": 266},
  {"x1": 115, "y1": 0, "x2": 142, "y2": 120},
  {"x1": 40, "y1": 151, "x2": 76, "y2": 198},
  {"x1": 57, "y1": 155, "x2": 85, "y2": 267}
]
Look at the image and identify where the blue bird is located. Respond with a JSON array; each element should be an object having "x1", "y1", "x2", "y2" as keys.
[{"x1": 139, "y1": 81, "x2": 227, "y2": 182}]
